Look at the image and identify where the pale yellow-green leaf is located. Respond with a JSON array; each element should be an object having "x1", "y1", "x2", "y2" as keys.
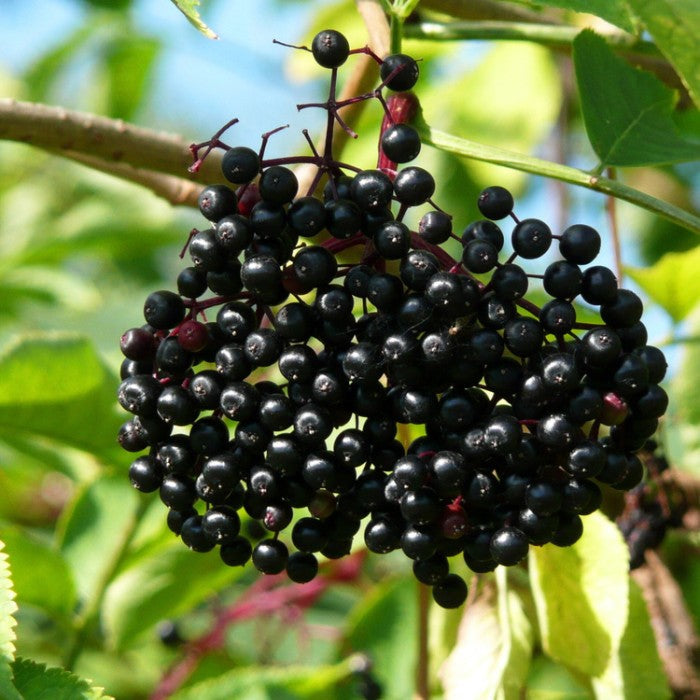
[
  {"x1": 439, "y1": 569, "x2": 533, "y2": 700},
  {"x1": 529, "y1": 512, "x2": 629, "y2": 678},
  {"x1": 591, "y1": 579, "x2": 670, "y2": 699},
  {"x1": 626, "y1": 245, "x2": 700, "y2": 322}
]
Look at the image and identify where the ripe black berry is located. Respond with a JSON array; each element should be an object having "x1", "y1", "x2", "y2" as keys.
[
  {"x1": 477, "y1": 186, "x2": 514, "y2": 220},
  {"x1": 311, "y1": 29, "x2": 350, "y2": 68}
]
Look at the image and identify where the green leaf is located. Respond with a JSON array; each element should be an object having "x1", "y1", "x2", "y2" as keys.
[
  {"x1": 512, "y1": 0, "x2": 638, "y2": 33},
  {"x1": 0, "y1": 527, "x2": 77, "y2": 618},
  {"x1": 669, "y1": 311, "x2": 700, "y2": 471},
  {"x1": 0, "y1": 540, "x2": 21, "y2": 700},
  {"x1": 626, "y1": 245, "x2": 700, "y2": 322},
  {"x1": 101, "y1": 35, "x2": 160, "y2": 121},
  {"x1": 439, "y1": 569, "x2": 533, "y2": 699},
  {"x1": 170, "y1": 662, "x2": 351, "y2": 700},
  {"x1": 626, "y1": 0, "x2": 700, "y2": 109},
  {"x1": 525, "y1": 656, "x2": 592, "y2": 699},
  {"x1": 591, "y1": 579, "x2": 670, "y2": 699},
  {"x1": 342, "y1": 575, "x2": 418, "y2": 700},
  {"x1": 11, "y1": 657, "x2": 113, "y2": 700},
  {"x1": 0, "y1": 333, "x2": 122, "y2": 459},
  {"x1": 57, "y1": 475, "x2": 138, "y2": 604},
  {"x1": 529, "y1": 511, "x2": 629, "y2": 678},
  {"x1": 573, "y1": 30, "x2": 700, "y2": 167},
  {"x1": 103, "y1": 539, "x2": 245, "y2": 650},
  {"x1": 170, "y1": 0, "x2": 218, "y2": 39}
]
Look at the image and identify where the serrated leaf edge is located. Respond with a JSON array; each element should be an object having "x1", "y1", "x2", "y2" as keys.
[{"x1": 12, "y1": 657, "x2": 114, "y2": 700}]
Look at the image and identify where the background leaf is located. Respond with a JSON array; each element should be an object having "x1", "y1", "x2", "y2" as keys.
[
  {"x1": 170, "y1": 662, "x2": 351, "y2": 700},
  {"x1": 626, "y1": 245, "x2": 700, "y2": 322},
  {"x1": 529, "y1": 512, "x2": 630, "y2": 678},
  {"x1": 573, "y1": 30, "x2": 700, "y2": 167},
  {"x1": 439, "y1": 569, "x2": 533, "y2": 699},
  {"x1": 170, "y1": 0, "x2": 218, "y2": 39},
  {"x1": 0, "y1": 527, "x2": 77, "y2": 619},
  {"x1": 103, "y1": 540, "x2": 245, "y2": 650},
  {"x1": 591, "y1": 578, "x2": 670, "y2": 699},
  {"x1": 57, "y1": 475, "x2": 138, "y2": 604},
  {"x1": 341, "y1": 575, "x2": 418, "y2": 700},
  {"x1": 0, "y1": 334, "x2": 122, "y2": 460},
  {"x1": 11, "y1": 656, "x2": 113, "y2": 700},
  {"x1": 512, "y1": 0, "x2": 638, "y2": 33},
  {"x1": 626, "y1": 0, "x2": 700, "y2": 109}
]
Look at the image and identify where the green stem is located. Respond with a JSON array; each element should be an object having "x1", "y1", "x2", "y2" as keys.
[
  {"x1": 418, "y1": 123, "x2": 700, "y2": 235},
  {"x1": 389, "y1": 10, "x2": 403, "y2": 54},
  {"x1": 63, "y1": 496, "x2": 150, "y2": 671},
  {"x1": 403, "y1": 20, "x2": 660, "y2": 57}
]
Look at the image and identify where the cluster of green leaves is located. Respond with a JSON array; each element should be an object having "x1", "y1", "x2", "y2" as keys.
[{"x1": 0, "y1": 0, "x2": 698, "y2": 697}]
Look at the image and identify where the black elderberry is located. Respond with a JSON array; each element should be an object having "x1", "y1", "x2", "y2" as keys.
[
  {"x1": 511, "y1": 219, "x2": 552, "y2": 259},
  {"x1": 600, "y1": 289, "x2": 644, "y2": 328},
  {"x1": 504, "y1": 317, "x2": 544, "y2": 357},
  {"x1": 220, "y1": 537, "x2": 253, "y2": 567},
  {"x1": 380, "y1": 53, "x2": 419, "y2": 91},
  {"x1": 128, "y1": 456, "x2": 162, "y2": 493},
  {"x1": 381, "y1": 123, "x2": 422, "y2": 163},
  {"x1": 581, "y1": 265, "x2": 617, "y2": 305},
  {"x1": 418, "y1": 210, "x2": 451, "y2": 244},
  {"x1": 462, "y1": 239, "x2": 498, "y2": 273},
  {"x1": 287, "y1": 196, "x2": 327, "y2": 237},
  {"x1": 249, "y1": 200, "x2": 286, "y2": 238},
  {"x1": 286, "y1": 551, "x2": 319, "y2": 583},
  {"x1": 432, "y1": 573, "x2": 468, "y2": 609},
  {"x1": 393, "y1": 166, "x2": 435, "y2": 206},
  {"x1": 559, "y1": 224, "x2": 601, "y2": 264},
  {"x1": 477, "y1": 186, "x2": 514, "y2": 220},
  {"x1": 539, "y1": 299, "x2": 576, "y2": 335},
  {"x1": 252, "y1": 539, "x2": 288, "y2": 575},
  {"x1": 373, "y1": 220, "x2": 411, "y2": 260},
  {"x1": 543, "y1": 260, "x2": 582, "y2": 300},
  {"x1": 221, "y1": 146, "x2": 260, "y2": 184},
  {"x1": 198, "y1": 184, "x2": 237, "y2": 222},
  {"x1": 143, "y1": 290, "x2": 185, "y2": 330},
  {"x1": 259, "y1": 165, "x2": 298, "y2": 204},
  {"x1": 311, "y1": 29, "x2": 350, "y2": 68},
  {"x1": 490, "y1": 526, "x2": 529, "y2": 566},
  {"x1": 350, "y1": 170, "x2": 393, "y2": 212}
]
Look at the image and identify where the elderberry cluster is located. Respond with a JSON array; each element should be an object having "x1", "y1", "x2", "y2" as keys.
[{"x1": 117, "y1": 29, "x2": 668, "y2": 609}]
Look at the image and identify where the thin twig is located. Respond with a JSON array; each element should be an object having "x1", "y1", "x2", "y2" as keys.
[
  {"x1": 606, "y1": 166, "x2": 624, "y2": 283},
  {"x1": 415, "y1": 582, "x2": 430, "y2": 700}
]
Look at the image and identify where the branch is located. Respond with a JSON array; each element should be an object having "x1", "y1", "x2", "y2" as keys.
[
  {"x1": 418, "y1": 123, "x2": 700, "y2": 235},
  {"x1": 633, "y1": 550, "x2": 700, "y2": 698},
  {"x1": 0, "y1": 98, "x2": 224, "y2": 188},
  {"x1": 61, "y1": 150, "x2": 203, "y2": 206}
]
